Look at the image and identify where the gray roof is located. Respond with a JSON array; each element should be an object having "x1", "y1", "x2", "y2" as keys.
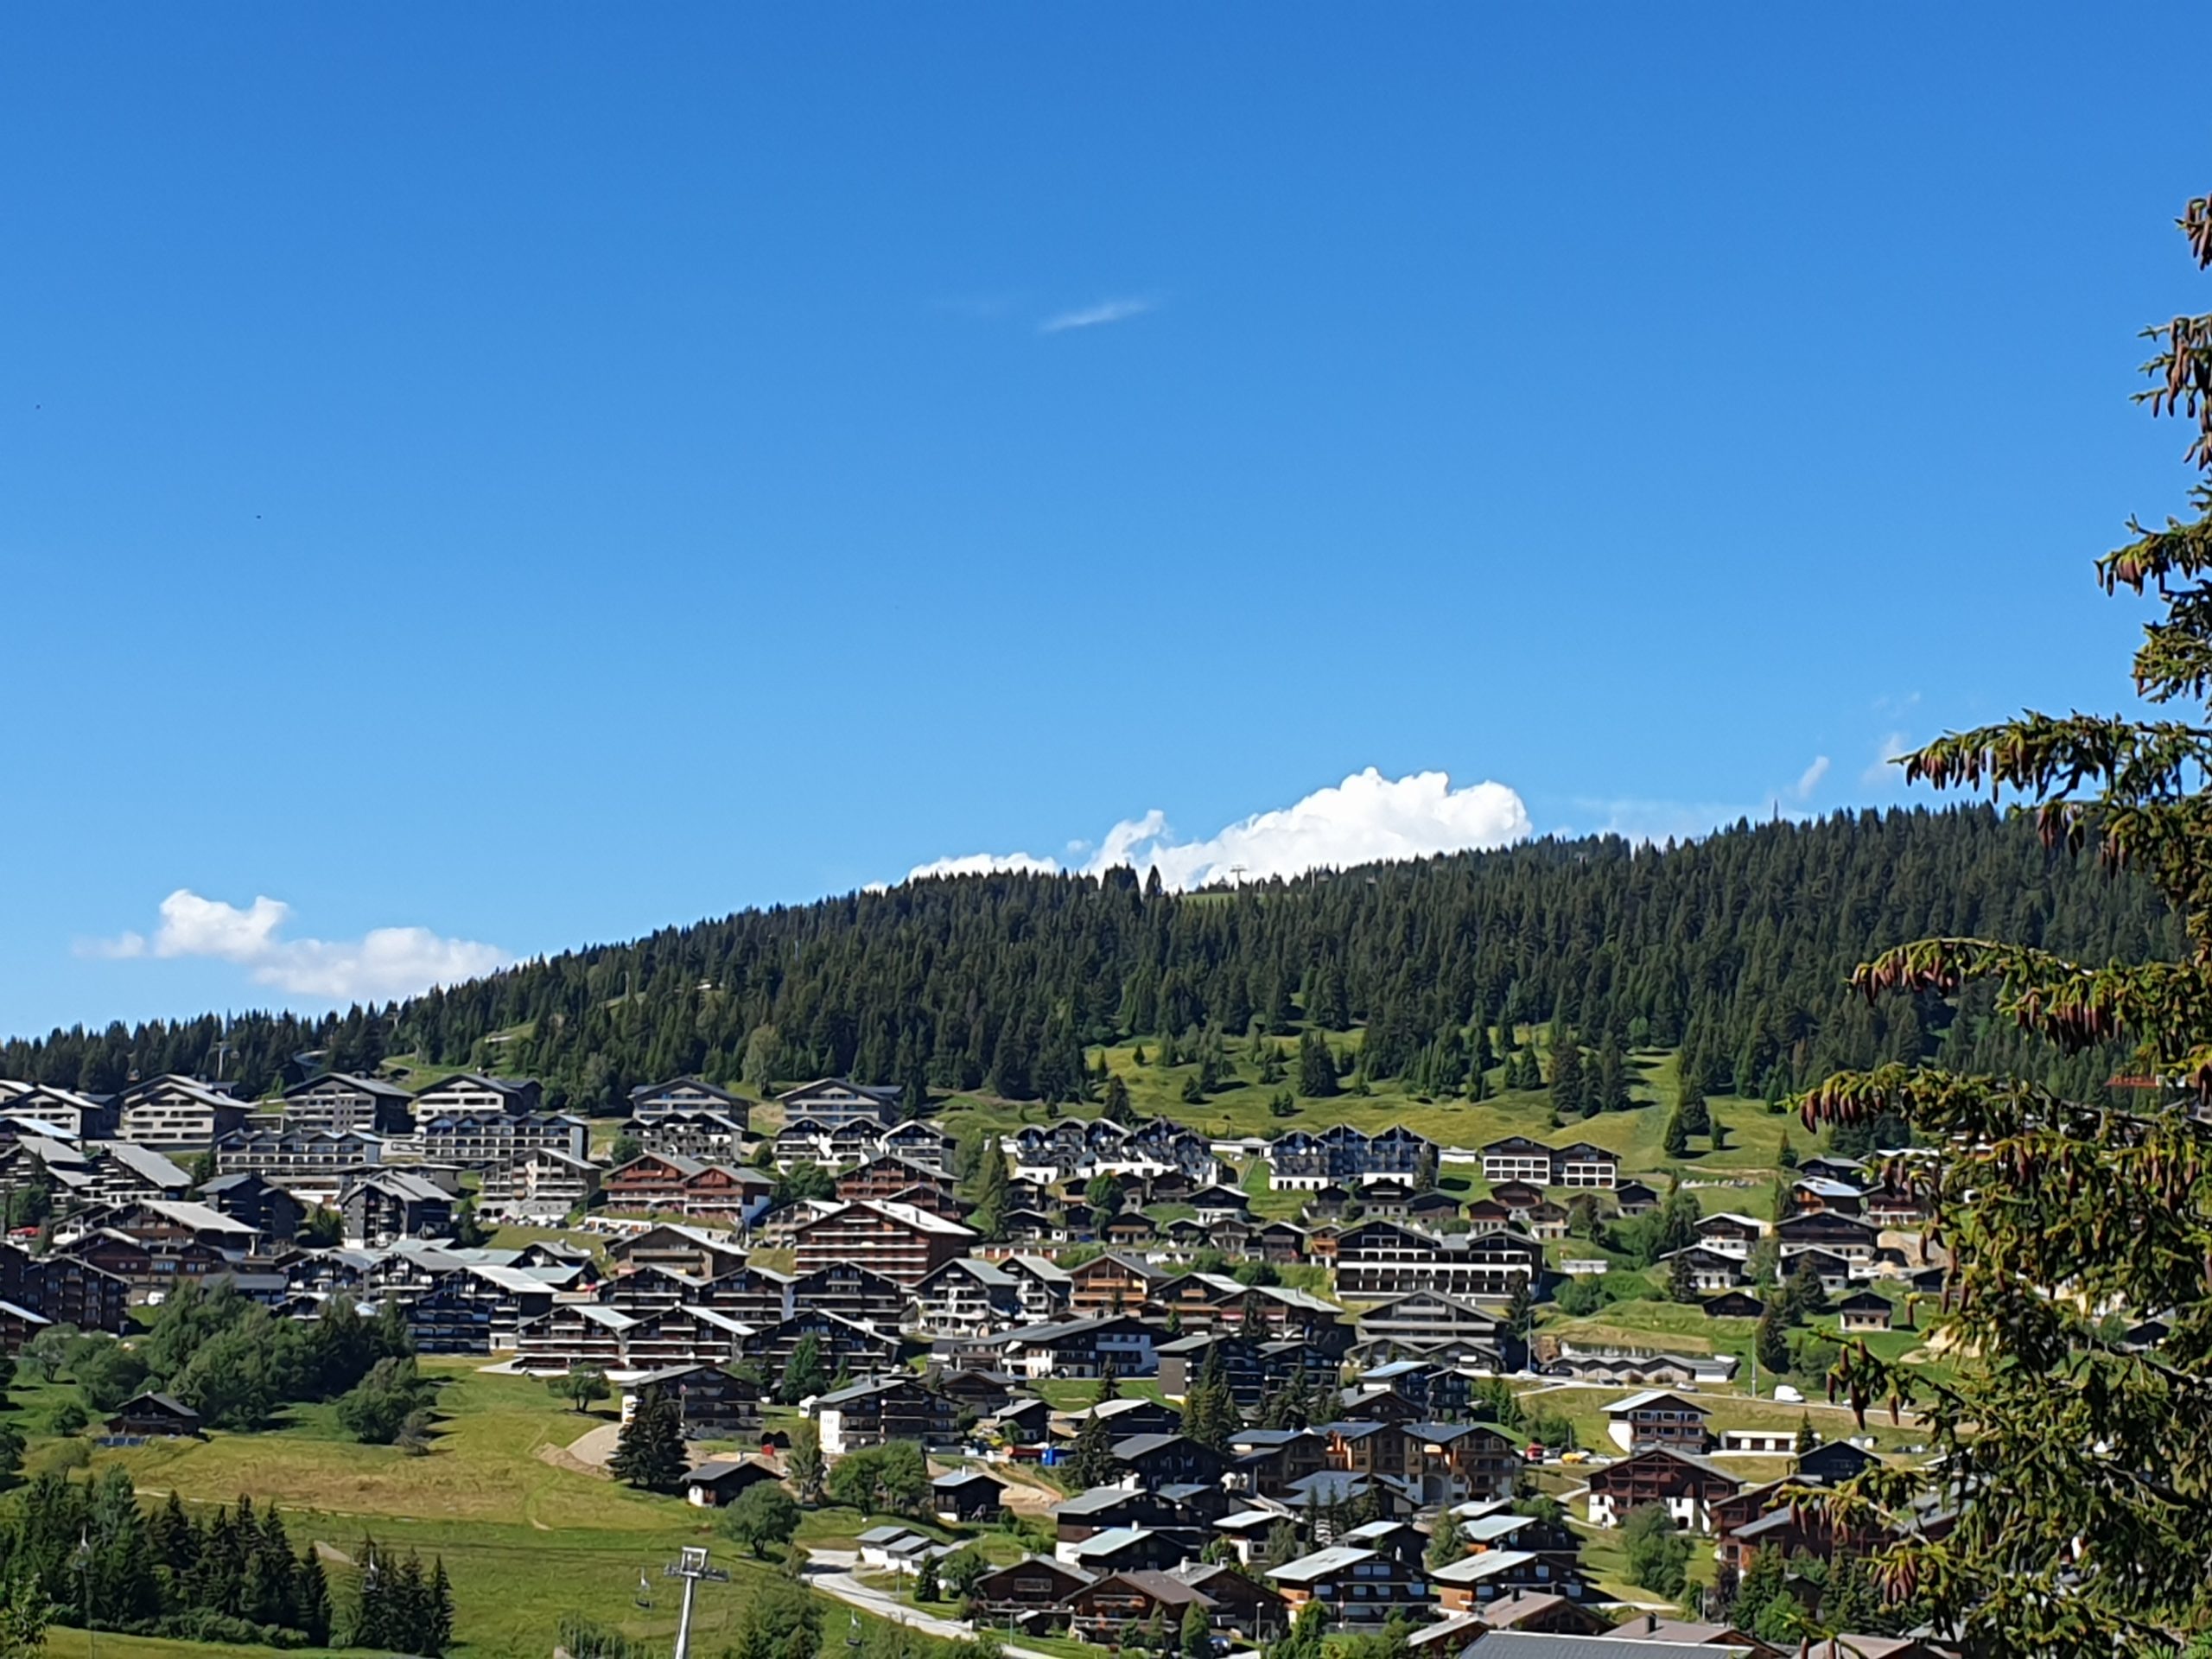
[
  {"x1": 855, "y1": 1524, "x2": 923, "y2": 1547},
  {"x1": 1065, "y1": 1526, "x2": 1154, "y2": 1561},
  {"x1": 115, "y1": 1390, "x2": 198, "y2": 1420},
  {"x1": 137, "y1": 1199, "x2": 257, "y2": 1236},
  {"x1": 1001, "y1": 1313, "x2": 1140, "y2": 1345},
  {"x1": 686, "y1": 1456, "x2": 779, "y2": 1485},
  {"x1": 1267, "y1": 1545, "x2": 1375, "y2": 1585},
  {"x1": 1286, "y1": 1470, "x2": 1413, "y2": 1503},
  {"x1": 816, "y1": 1375, "x2": 918, "y2": 1407},
  {"x1": 99, "y1": 1142, "x2": 193, "y2": 1186},
  {"x1": 286, "y1": 1071, "x2": 414, "y2": 1101},
  {"x1": 928, "y1": 1257, "x2": 1016, "y2": 1289},
  {"x1": 931, "y1": 1469, "x2": 1007, "y2": 1491},
  {"x1": 11, "y1": 1134, "x2": 86, "y2": 1165},
  {"x1": 1110, "y1": 1433, "x2": 1203, "y2": 1460},
  {"x1": 1428, "y1": 1548, "x2": 1539, "y2": 1585},
  {"x1": 416, "y1": 1072, "x2": 536, "y2": 1097},
  {"x1": 346, "y1": 1171, "x2": 452, "y2": 1205},
  {"x1": 1594, "y1": 1446, "x2": 1742, "y2": 1486},
  {"x1": 1459, "y1": 1639, "x2": 1751, "y2": 1659},
  {"x1": 1055, "y1": 1486, "x2": 1164, "y2": 1516}
]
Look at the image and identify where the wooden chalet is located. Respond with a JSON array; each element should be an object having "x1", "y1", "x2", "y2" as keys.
[
  {"x1": 931, "y1": 1468, "x2": 1011, "y2": 1523},
  {"x1": 1585, "y1": 1446, "x2": 1743, "y2": 1532},
  {"x1": 683, "y1": 1455, "x2": 782, "y2": 1508},
  {"x1": 1603, "y1": 1389, "x2": 1715, "y2": 1452},
  {"x1": 969, "y1": 1555, "x2": 1094, "y2": 1623},
  {"x1": 106, "y1": 1390, "x2": 203, "y2": 1439}
]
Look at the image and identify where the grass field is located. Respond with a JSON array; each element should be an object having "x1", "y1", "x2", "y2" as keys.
[{"x1": 10, "y1": 1360, "x2": 962, "y2": 1659}]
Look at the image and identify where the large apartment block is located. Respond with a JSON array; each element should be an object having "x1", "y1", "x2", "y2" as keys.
[
  {"x1": 1477, "y1": 1137, "x2": 1621, "y2": 1190},
  {"x1": 115, "y1": 1076, "x2": 251, "y2": 1152},
  {"x1": 281, "y1": 1072, "x2": 415, "y2": 1135},
  {"x1": 1263, "y1": 1126, "x2": 1433, "y2": 1192},
  {"x1": 1332, "y1": 1220, "x2": 1545, "y2": 1302},
  {"x1": 626, "y1": 1077, "x2": 750, "y2": 1128},
  {"x1": 789, "y1": 1198, "x2": 976, "y2": 1285},
  {"x1": 409, "y1": 1073, "x2": 543, "y2": 1126}
]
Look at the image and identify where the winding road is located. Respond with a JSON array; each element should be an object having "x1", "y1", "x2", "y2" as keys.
[{"x1": 803, "y1": 1548, "x2": 1061, "y2": 1659}]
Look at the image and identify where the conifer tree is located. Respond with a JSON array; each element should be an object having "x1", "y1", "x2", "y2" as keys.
[
  {"x1": 391, "y1": 1551, "x2": 428, "y2": 1656},
  {"x1": 429, "y1": 1556, "x2": 454, "y2": 1655},
  {"x1": 1666, "y1": 1249, "x2": 1696, "y2": 1304},
  {"x1": 1595, "y1": 1030, "x2": 1631, "y2": 1111},
  {"x1": 1296, "y1": 1030, "x2": 1338, "y2": 1098},
  {"x1": 786, "y1": 1420, "x2": 827, "y2": 1504},
  {"x1": 1065, "y1": 1412, "x2": 1116, "y2": 1489},
  {"x1": 609, "y1": 1386, "x2": 686, "y2": 1491},
  {"x1": 967, "y1": 1141, "x2": 1012, "y2": 1241},
  {"x1": 1503, "y1": 1274, "x2": 1535, "y2": 1339},
  {"x1": 1179, "y1": 1600, "x2": 1210, "y2": 1659},
  {"x1": 1754, "y1": 1306, "x2": 1789, "y2": 1380},
  {"x1": 1424, "y1": 1508, "x2": 1465, "y2": 1570},
  {"x1": 1548, "y1": 1027, "x2": 1586, "y2": 1117},
  {"x1": 353, "y1": 1540, "x2": 388, "y2": 1652},
  {"x1": 296, "y1": 1548, "x2": 331, "y2": 1647}
]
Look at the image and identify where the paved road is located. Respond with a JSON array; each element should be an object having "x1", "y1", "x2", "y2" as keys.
[{"x1": 804, "y1": 1550, "x2": 1059, "y2": 1659}]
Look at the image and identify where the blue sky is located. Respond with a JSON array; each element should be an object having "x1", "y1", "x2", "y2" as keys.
[{"x1": 2, "y1": 5, "x2": 2203, "y2": 1034}]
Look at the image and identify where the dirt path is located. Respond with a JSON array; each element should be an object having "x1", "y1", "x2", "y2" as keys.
[
  {"x1": 533, "y1": 1420, "x2": 621, "y2": 1480},
  {"x1": 987, "y1": 1467, "x2": 1063, "y2": 1516}
]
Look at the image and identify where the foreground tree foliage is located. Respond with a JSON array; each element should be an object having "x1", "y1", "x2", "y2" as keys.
[{"x1": 1797, "y1": 190, "x2": 2212, "y2": 1656}]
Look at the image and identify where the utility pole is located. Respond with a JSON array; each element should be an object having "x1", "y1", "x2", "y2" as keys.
[{"x1": 664, "y1": 1545, "x2": 728, "y2": 1659}]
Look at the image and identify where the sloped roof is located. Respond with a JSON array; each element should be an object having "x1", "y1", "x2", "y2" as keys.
[
  {"x1": 99, "y1": 1142, "x2": 193, "y2": 1186},
  {"x1": 1459, "y1": 1639, "x2": 1751, "y2": 1659},
  {"x1": 1266, "y1": 1546, "x2": 1375, "y2": 1585}
]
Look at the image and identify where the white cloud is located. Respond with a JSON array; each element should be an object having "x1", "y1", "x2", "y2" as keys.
[
  {"x1": 84, "y1": 889, "x2": 508, "y2": 1003},
  {"x1": 1863, "y1": 732, "x2": 1913, "y2": 788},
  {"x1": 1792, "y1": 755, "x2": 1831, "y2": 800},
  {"x1": 1039, "y1": 297, "x2": 1153, "y2": 334},
  {"x1": 904, "y1": 767, "x2": 1532, "y2": 891}
]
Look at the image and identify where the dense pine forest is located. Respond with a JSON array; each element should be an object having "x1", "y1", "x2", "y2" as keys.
[{"x1": 3, "y1": 804, "x2": 2177, "y2": 1111}]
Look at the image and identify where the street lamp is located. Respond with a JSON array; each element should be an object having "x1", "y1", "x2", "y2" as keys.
[{"x1": 71, "y1": 1531, "x2": 94, "y2": 1659}]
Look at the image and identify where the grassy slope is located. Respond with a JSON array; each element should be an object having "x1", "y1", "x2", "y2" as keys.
[
  {"x1": 945, "y1": 1037, "x2": 1800, "y2": 1184},
  {"x1": 13, "y1": 1360, "x2": 959, "y2": 1659}
]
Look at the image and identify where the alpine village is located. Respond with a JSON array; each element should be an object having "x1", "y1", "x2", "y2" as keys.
[{"x1": 3, "y1": 130, "x2": 2209, "y2": 1659}]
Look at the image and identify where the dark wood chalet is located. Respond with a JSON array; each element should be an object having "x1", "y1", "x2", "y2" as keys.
[{"x1": 1585, "y1": 1446, "x2": 1743, "y2": 1532}]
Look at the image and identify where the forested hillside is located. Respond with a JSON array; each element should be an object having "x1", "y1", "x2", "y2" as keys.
[{"x1": 5, "y1": 804, "x2": 2176, "y2": 1109}]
